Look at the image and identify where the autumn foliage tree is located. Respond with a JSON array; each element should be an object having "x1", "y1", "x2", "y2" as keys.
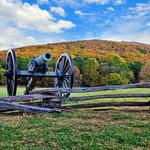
[
  {"x1": 0, "y1": 65, "x2": 5, "y2": 85},
  {"x1": 140, "y1": 61, "x2": 150, "y2": 82},
  {"x1": 74, "y1": 65, "x2": 81, "y2": 87}
]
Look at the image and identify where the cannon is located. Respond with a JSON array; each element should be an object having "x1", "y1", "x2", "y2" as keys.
[{"x1": 5, "y1": 49, "x2": 74, "y2": 97}]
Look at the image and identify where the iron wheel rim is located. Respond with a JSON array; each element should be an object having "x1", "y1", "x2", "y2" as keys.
[
  {"x1": 6, "y1": 49, "x2": 17, "y2": 96},
  {"x1": 55, "y1": 53, "x2": 74, "y2": 97}
]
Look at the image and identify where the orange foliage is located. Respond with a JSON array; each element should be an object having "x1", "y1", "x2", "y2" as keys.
[{"x1": 0, "y1": 40, "x2": 150, "y2": 64}]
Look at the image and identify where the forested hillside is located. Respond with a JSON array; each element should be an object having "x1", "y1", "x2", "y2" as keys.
[
  {"x1": 0, "y1": 40, "x2": 150, "y2": 86},
  {"x1": 0, "y1": 40, "x2": 150, "y2": 62}
]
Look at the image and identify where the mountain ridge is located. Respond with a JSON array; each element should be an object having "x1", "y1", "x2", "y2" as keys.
[{"x1": 0, "y1": 39, "x2": 150, "y2": 63}]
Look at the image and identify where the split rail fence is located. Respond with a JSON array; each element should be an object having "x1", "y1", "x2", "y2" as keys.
[{"x1": 0, "y1": 82, "x2": 150, "y2": 113}]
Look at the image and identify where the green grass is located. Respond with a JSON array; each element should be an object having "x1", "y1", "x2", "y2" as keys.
[
  {"x1": 0, "y1": 86, "x2": 25, "y2": 97},
  {"x1": 0, "y1": 110, "x2": 150, "y2": 149},
  {"x1": 0, "y1": 86, "x2": 150, "y2": 149}
]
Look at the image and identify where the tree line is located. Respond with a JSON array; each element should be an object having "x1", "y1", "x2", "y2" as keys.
[{"x1": 0, "y1": 53, "x2": 149, "y2": 86}]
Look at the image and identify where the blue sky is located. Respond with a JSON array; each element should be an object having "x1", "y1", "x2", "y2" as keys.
[{"x1": 0, "y1": 0, "x2": 150, "y2": 50}]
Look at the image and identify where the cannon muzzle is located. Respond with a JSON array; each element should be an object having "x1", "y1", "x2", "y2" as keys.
[
  {"x1": 28, "y1": 52, "x2": 52, "y2": 71},
  {"x1": 34, "y1": 52, "x2": 52, "y2": 65}
]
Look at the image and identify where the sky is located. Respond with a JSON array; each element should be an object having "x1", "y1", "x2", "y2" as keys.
[{"x1": 0, "y1": 0, "x2": 150, "y2": 50}]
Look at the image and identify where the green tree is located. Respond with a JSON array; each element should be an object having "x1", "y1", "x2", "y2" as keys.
[
  {"x1": 105, "y1": 53, "x2": 126, "y2": 68},
  {"x1": 128, "y1": 62, "x2": 143, "y2": 82},
  {"x1": 0, "y1": 60, "x2": 5, "y2": 68},
  {"x1": 74, "y1": 56, "x2": 87, "y2": 73},
  {"x1": 17, "y1": 57, "x2": 30, "y2": 70},
  {"x1": 106, "y1": 73, "x2": 129, "y2": 85},
  {"x1": 104, "y1": 53, "x2": 134, "y2": 83},
  {"x1": 82, "y1": 58, "x2": 99, "y2": 87},
  {"x1": 0, "y1": 68, "x2": 6, "y2": 85},
  {"x1": 48, "y1": 59, "x2": 56, "y2": 69}
]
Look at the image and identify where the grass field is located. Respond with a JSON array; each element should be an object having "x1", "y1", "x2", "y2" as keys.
[{"x1": 0, "y1": 86, "x2": 150, "y2": 150}]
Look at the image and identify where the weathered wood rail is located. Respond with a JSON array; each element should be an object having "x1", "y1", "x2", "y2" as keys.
[
  {"x1": 63, "y1": 94, "x2": 150, "y2": 101},
  {"x1": 0, "y1": 82, "x2": 150, "y2": 113},
  {"x1": 0, "y1": 101, "x2": 62, "y2": 113},
  {"x1": 0, "y1": 94, "x2": 54, "y2": 102},
  {"x1": 62, "y1": 101, "x2": 150, "y2": 109},
  {"x1": 30, "y1": 82, "x2": 150, "y2": 94},
  {"x1": 0, "y1": 91, "x2": 61, "y2": 113}
]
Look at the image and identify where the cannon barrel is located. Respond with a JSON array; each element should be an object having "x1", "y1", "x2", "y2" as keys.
[
  {"x1": 28, "y1": 52, "x2": 52, "y2": 71},
  {"x1": 34, "y1": 51, "x2": 52, "y2": 65}
]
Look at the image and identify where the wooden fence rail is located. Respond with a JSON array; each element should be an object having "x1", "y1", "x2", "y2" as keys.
[
  {"x1": 62, "y1": 101, "x2": 150, "y2": 109},
  {"x1": 0, "y1": 101, "x2": 62, "y2": 113},
  {"x1": 0, "y1": 94, "x2": 53, "y2": 102},
  {"x1": 63, "y1": 94, "x2": 150, "y2": 101},
  {"x1": 30, "y1": 82, "x2": 150, "y2": 94}
]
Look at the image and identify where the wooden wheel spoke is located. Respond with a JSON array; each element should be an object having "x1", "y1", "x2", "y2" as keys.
[
  {"x1": 61, "y1": 57, "x2": 66, "y2": 71},
  {"x1": 58, "y1": 62, "x2": 62, "y2": 71},
  {"x1": 64, "y1": 65, "x2": 70, "y2": 73},
  {"x1": 58, "y1": 58, "x2": 64, "y2": 71},
  {"x1": 62, "y1": 59, "x2": 69, "y2": 73},
  {"x1": 63, "y1": 81, "x2": 67, "y2": 88},
  {"x1": 64, "y1": 77, "x2": 71, "y2": 87},
  {"x1": 62, "y1": 57, "x2": 68, "y2": 72},
  {"x1": 59, "y1": 57, "x2": 67, "y2": 71},
  {"x1": 56, "y1": 80, "x2": 62, "y2": 87},
  {"x1": 56, "y1": 81, "x2": 59, "y2": 87}
]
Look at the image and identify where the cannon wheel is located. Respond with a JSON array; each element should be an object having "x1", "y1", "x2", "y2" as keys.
[
  {"x1": 6, "y1": 49, "x2": 17, "y2": 96},
  {"x1": 55, "y1": 53, "x2": 74, "y2": 97}
]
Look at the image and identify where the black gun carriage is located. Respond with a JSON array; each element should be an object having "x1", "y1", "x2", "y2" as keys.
[{"x1": 5, "y1": 49, "x2": 74, "y2": 97}]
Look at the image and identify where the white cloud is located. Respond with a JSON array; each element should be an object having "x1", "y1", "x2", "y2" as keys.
[
  {"x1": 0, "y1": 0, "x2": 75, "y2": 33},
  {"x1": 0, "y1": 27, "x2": 38, "y2": 50},
  {"x1": 74, "y1": 10, "x2": 86, "y2": 16},
  {"x1": 52, "y1": 0, "x2": 125, "y2": 6},
  {"x1": 84, "y1": 0, "x2": 108, "y2": 5},
  {"x1": 100, "y1": 1, "x2": 150, "y2": 44},
  {"x1": 107, "y1": 7, "x2": 115, "y2": 11},
  {"x1": 53, "y1": 0, "x2": 81, "y2": 7},
  {"x1": 0, "y1": 0, "x2": 76, "y2": 49},
  {"x1": 47, "y1": 20, "x2": 75, "y2": 33},
  {"x1": 75, "y1": 10, "x2": 95, "y2": 17},
  {"x1": 146, "y1": 22, "x2": 150, "y2": 27},
  {"x1": 51, "y1": 6, "x2": 66, "y2": 17},
  {"x1": 114, "y1": 0, "x2": 124, "y2": 5},
  {"x1": 128, "y1": 2, "x2": 150, "y2": 18}
]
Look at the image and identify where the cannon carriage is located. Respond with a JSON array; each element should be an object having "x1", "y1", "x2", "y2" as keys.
[{"x1": 5, "y1": 49, "x2": 74, "y2": 97}]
